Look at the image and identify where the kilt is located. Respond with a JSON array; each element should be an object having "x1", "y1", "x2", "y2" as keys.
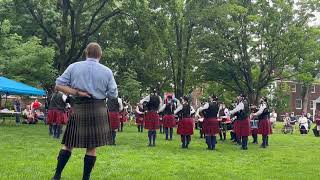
[
  {"x1": 163, "y1": 115, "x2": 176, "y2": 128},
  {"x1": 258, "y1": 118, "x2": 272, "y2": 135},
  {"x1": 203, "y1": 118, "x2": 220, "y2": 135},
  {"x1": 47, "y1": 109, "x2": 67, "y2": 125},
  {"x1": 120, "y1": 112, "x2": 128, "y2": 123},
  {"x1": 236, "y1": 118, "x2": 250, "y2": 136},
  {"x1": 316, "y1": 119, "x2": 320, "y2": 126},
  {"x1": 135, "y1": 114, "x2": 144, "y2": 125},
  {"x1": 62, "y1": 99, "x2": 112, "y2": 148},
  {"x1": 108, "y1": 111, "x2": 120, "y2": 130},
  {"x1": 177, "y1": 118, "x2": 194, "y2": 135},
  {"x1": 251, "y1": 128, "x2": 258, "y2": 134},
  {"x1": 144, "y1": 111, "x2": 160, "y2": 130}
]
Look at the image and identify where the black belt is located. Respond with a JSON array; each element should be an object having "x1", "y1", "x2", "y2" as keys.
[{"x1": 70, "y1": 97, "x2": 105, "y2": 104}]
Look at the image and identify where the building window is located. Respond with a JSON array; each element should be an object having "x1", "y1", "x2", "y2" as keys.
[
  {"x1": 296, "y1": 99, "x2": 302, "y2": 109},
  {"x1": 292, "y1": 84, "x2": 296, "y2": 92},
  {"x1": 310, "y1": 100, "x2": 315, "y2": 110},
  {"x1": 311, "y1": 85, "x2": 316, "y2": 93}
]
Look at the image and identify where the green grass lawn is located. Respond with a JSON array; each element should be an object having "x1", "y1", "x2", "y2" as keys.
[{"x1": 0, "y1": 120, "x2": 319, "y2": 180}]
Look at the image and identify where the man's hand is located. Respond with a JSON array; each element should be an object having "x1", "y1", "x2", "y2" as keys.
[{"x1": 77, "y1": 91, "x2": 91, "y2": 98}]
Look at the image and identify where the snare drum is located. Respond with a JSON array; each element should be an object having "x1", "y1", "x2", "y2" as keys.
[{"x1": 250, "y1": 119, "x2": 259, "y2": 129}]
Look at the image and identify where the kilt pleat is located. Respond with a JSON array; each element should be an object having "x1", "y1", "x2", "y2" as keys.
[
  {"x1": 202, "y1": 118, "x2": 220, "y2": 135},
  {"x1": 177, "y1": 118, "x2": 194, "y2": 135},
  {"x1": 258, "y1": 118, "x2": 272, "y2": 135},
  {"x1": 163, "y1": 115, "x2": 176, "y2": 128},
  {"x1": 236, "y1": 118, "x2": 251, "y2": 137},
  {"x1": 144, "y1": 111, "x2": 160, "y2": 130},
  {"x1": 62, "y1": 101, "x2": 112, "y2": 148}
]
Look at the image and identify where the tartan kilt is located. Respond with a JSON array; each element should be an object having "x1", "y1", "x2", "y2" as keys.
[
  {"x1": 236, "y1": 118, "x2": 251, "y2": 136},
  {"x1": 177, "y1": 118, "x2": 194, "y2": 135},
  {"x1": 203, "y1": 118, "x2": 220, "y2": 135},
  {"x1": 120, "y1": 112, "x2": 128, "y2": 123},
  {"x1": 316, "y1": 119, "x2": 320, "y2": 126},
  {"x1": 135, "y1": 114, "x2": 144, "y2": 125},
  {"x1": 163, "y1": 115, "x2": 176, "y2": 128},
  {"x1": 47, "y1": 109, "x2": 67, "y2": 125},
  {"x1": 108, "y1": 111, "x2": 120, "y2": 130},
  {"x1": 258, "y1": 119, "x2": 272, "y2": 135},
  {"x1": 144, "y1": 111, "x2": 160, "y2": 130},
  {"x1": 62, "y1": 100, "x2": 112, "y2": 148},
  {"x1": 251, "y1": 128, "x2": 258, "y2": 135}
]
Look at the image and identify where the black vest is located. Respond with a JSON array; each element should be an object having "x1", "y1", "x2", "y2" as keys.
[
  {"x1": 49, "y1": 92, "x2": 66, "y2": 111},
  {"x1": 163, "y1": 102, "x2": 176, "y2": 115},
  {"x1": 203, "y1": 102, "x2": 219, "y2": 118},
  {"x1": 146, "y1": 95, "x2": 160, "y2": 111},
  {"x1": 178, "y1": 104, "x2": 191, "y2": 119},
  {"x1": 235, "y1": 101, "x2": 249, "y2": 120},
  {"x1": 107, "y1": 97, "x2": 120, "y2": 112},
  {"x1": 258, "y1": 103, "x2": 270, "y2": 120}
]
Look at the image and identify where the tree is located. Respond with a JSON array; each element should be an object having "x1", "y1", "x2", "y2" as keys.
[
  {"x1": 16, "y1": 0, "x2": 122, "y2": 72},
  {"x1": 119, "y1": 69, "x2": 142, "y2": 104},
  {"x1": 197, "y1": 0, "x2": 312, "y2": 104},
  {"x1": 0, "y1": 19, "x2": 56, "y2": 91}
]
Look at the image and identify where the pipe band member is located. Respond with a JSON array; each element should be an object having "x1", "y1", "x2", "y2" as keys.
[
  {"x1": 198, "y1": 95, "x2": 220, "y2": 150},
  {"x1": 253, "y1": 97, "x2": 272, "y2": 148},
  {"x1": 135, "y1": 104, "x2": 145, "y2": 133},
  {"x1": 140, "y1": 89, "x2": 163, "y2": 147},
  {"x1": 229, "y1": 94, "x2": 250, "y2": 150},
  {"x1": 175, "y1": 96, "x2": 195, "y2": 149},
  {"x1": 107, "y1": 97, "x2": 123, "y2": 145},
  {"x1": 52, "y1": 42, "x2": 118, "y2": 180},
  {"x1": 159, "y1": 95, "x2": 178, "y2": 140},
  {"x1": 47, "y1": 91, "x2": 69, "y2": 139}
]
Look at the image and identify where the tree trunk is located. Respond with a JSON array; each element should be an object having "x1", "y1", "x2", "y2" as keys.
[{"x1": 302, "y1": 84, "x2": 310, "y2": 113}]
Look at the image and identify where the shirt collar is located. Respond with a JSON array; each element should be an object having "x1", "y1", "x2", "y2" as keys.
[{"x1": 86, "y1": 58, "x2": 99, "y2": 62}]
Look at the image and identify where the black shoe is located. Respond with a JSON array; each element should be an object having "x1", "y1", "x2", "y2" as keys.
[
  {"x1": 241, "y1": 147, "x2": 248, "y2": 150},
  {"x1": 260, "y1": 145, "x2": 266, "y2": 148},
  {"x1": 148, "y1": 144, "x2": 152, "y2": 147},
  {"x1": 52, "y1": 177, "x2": 60, "y2": 180}
]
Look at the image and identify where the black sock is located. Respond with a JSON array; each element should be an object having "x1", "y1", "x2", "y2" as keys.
[
  {"x1": 230, "y1": 132, "x2": 234, "y2": 140},
  {"x1": 141, "y1": 125, "x2": 144, "y2": 132},
  {"x1": 206, "y1": 136, "x2": 211, "y2": 149},
  {"x1": 262, "y1": 135, "x2": 266, "y2": 147},
  {"x1": 186, "y1": 135, "x2": 191, "y2": 148},
  {"x1": 242, "y1": 136, "x2": 248, "y2": 149},
  {"x1": 211, "y1": 136, "x2": 216, "y2": 149},
  {"x1": 49, "y1": 125, "x2": 53, "y2": 135},
  {"x1": 164, "y1": 128, "x2": 169, "y2": 140},
  {"x1": 56, "y1": 125, "x2": 62, "y2": 139},
  {"x1": 219, "y1": 132, "x2": 223, "y2": 140},
  {"x1": 223, "y1": 132, "x2": 226, "y2": 140},
  {"x1": 82, "y1": 155, "x2": 96, "y2": 180},
  {"x1": 152, "y1": 131, "x2": 156, "y2": 146},
  {"x1": 121, "y1": 122, "x2": 123, "y2": 131},
  {"x1": 148, "y1": 131, "x2": 152, "y2": 145},
  {"x1": 170, "y1": 128, "x2": 173, "y2": 140},
  {"x1": 53, "y1": 125, "x2": 57, "y2": 138},
  {"x1": 112, "y1": 131, "x2": 116, "y2": 144},
  {"x1": 266, "y1": 136, "x2": 269, "y2": 146},
  {"x1": 53, "y1": 149, "x2": 72, "y2": 179}
]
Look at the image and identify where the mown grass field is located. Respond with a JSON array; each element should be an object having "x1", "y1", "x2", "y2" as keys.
[{"x1": 0, "y1": 119, "x2": 319, "y2": 180}]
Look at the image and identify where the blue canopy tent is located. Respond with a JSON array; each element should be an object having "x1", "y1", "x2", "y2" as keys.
[{"x1": 0, "y1": 76, "x2": 46, "y2": 96}]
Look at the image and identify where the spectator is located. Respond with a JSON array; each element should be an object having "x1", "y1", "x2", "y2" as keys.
[
  {"x1": 298, "y1": 113, "x2": 308, "y2": 135},
  {"x1": 314, "y1": 110, "x2": 320, "y2": 137},
  {"x1": 13, "y1": 97, "x2": 21, "y2": 124},
  {"x1": 270, "y1": 109, "x2": 277, "y2": 129}
]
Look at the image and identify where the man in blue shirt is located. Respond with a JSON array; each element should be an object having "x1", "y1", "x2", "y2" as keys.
[{"x1": 52, "y1": 42, "x2": 118, "y2": 180}]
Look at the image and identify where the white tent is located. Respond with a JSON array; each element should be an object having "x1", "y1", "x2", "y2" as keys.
[{"x1": 313, "y1": 96, "x2": 320, "y2": 120}]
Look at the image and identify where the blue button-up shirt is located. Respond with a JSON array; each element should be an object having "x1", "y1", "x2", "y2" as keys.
[{"x1": 56, "y1": 58, "x2": 118, "y2": 99}]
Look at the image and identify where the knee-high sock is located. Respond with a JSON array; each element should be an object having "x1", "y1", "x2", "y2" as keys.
[
  {"x1": 211, "y1": 136, "x2": 216, "y2": 149},
  {"x1": 152, "y1": 131, "x2": 156, "y2": 145},
  {"x1": 252, "y1": 134, "x2": 258, "y2": 143},
  {"x1": 148, "y1": 131, "x2": 152, "y2": 145},
  {"x1": 137, "y1": 125, "x2": 140, "y2": 132},
  {"x1": 112, "y1": 131, "x2": 116, "y2": 144},
  {"x1": 82, "y1": 155, "x2": 96, "y2": 180},
  {"x1": 230, "y1": 131, "x2": 234, "y2": 140},
  {"x1": 141, "y1": 125, "x2": 144, "y2": 132},
  {"x1": 242, "y1": 136, "x2": 248, "y2": 149},
  {"x1": 223, "y1": 132, "x2": 226, "y2": 140},
  {"x1": 206, "y1": 136, "x2": 211, "y2": 149},
  {"x1": 219, "y1": 132, "x2": 223, "y2": 140},
  {"x1": 165, "y1": 127, "x2": 169, "y2": 139},
  {"x1": 266, "y1": 136, "x2": 269, "y2": 146},
  {"x1": 262, "y1": 135, "x2": 267, "y2": 147},
  {"x1": 49, "y1": 124, "x2": 53, "y2": 136},
  {"x1": 237, "y1": 136, "x2": 242, "y2": 145},
  {"x1": 120, "y1": 122, "x2": 124, "y2": 131},
  {"x1": 56, "y1": 125, "x2": 62, "y2": 139},
  {"x1": 53, "y1": 124, "x2": 57, "y2": 137},
  {"x1": 53, "y1": 149, "x2": 71, "y2": 179},
  {"x1": 186, "y1": 135, "x2": 191, "y2": 148},
  {"x1": 169, "y1": 128, "x2": 173, "y2": 140}
]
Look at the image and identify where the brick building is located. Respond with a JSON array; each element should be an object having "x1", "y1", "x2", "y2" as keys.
[{"x1": 273, "y1": 81, "x2": 320, "y2": 116}]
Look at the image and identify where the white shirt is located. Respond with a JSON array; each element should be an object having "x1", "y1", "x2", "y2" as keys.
[
  {"x1": 298, "y1": 116, "x2": 309, "y2": 129},
  {"x1": 229, "y1": 102, "x2": 244, "y2": 115},
  {"x1": 174, "y1": 100, "x2": 195, "y2": 115},
  {"x1": 254, "y1": 103, "x2": 267, "y2": 116},
  {"x1": 140, "y1": 95, "x2": 163, "y2": 111}
]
